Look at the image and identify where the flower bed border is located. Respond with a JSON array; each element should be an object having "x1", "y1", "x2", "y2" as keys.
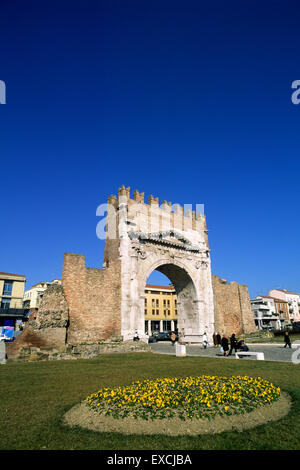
[
  {"x1": 63, "y1": 392, "x2": 291, "y2": 436},
  {"x1": 85, "y1": 375, "x2": 282, "y2": 422}
]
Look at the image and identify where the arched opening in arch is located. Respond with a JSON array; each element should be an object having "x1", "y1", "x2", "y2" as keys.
[{"x1": 144, "y1": 263, "x2": 198, "y2": 337}]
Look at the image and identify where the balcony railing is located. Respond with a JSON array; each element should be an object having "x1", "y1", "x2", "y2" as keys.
[{"x1": 0, "y1": 308, "x2": 27, "y2": 317}]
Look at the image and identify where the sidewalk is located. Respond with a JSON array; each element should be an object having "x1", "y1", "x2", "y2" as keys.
[{"x1": 151, "y1": 342, "x2": 299, "y2": 363}]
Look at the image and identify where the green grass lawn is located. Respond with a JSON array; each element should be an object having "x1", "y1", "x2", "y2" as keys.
[{"x1": 0, "y1": 352, "x2": 300, "y2": 450}]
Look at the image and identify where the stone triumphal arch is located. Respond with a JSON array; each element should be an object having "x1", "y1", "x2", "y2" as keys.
[
  {"x1": 8, "y1": 186, "x2": 256, "y2": 358},
  {"x1": 122, "y1": 233, "x2": 214, "y2": 343},
  {"x1": 100, "y1": 186, "x2": 215, "y2": 343}
]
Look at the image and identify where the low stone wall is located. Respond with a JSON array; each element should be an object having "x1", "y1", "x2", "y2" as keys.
[
  {"x1": 238, "y1": 330, "x2": 274, "y2": 343},
  {"x1": 7, "y1": 340, "x2": 151, "y2": 362}
]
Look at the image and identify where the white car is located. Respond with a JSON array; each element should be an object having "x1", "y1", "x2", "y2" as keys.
[{"x1": 0, "y1": 334, "x2": 7, "y2": 342}]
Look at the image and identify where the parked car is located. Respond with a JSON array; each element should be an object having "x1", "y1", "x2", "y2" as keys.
[
  {"x1": 148, "y1": 334, "x2": 158, "y2": 343},
  {"x1": 148, "y1": 331, "x2": 179, "y2": 343},
  {"x1": 156, "y1": 332, "x2": 171, "y2": 341},
  {"x1": 148, "y1": 331, "x2": 171, "y2": 343},
  {"x1": 292, "y1": 322, "x2": 300, "y2": 332},
  {"x1": 0, "y1": 334, "x2": 13, "y2": 342}
]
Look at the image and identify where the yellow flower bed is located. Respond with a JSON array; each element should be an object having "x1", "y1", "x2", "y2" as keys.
[{"x1": 86, "y1": 375, "x2": 280, "y2": 421}]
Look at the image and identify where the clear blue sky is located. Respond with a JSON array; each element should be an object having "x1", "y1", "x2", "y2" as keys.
[{"x1": 1, "y1": 0, "x2": 300, "y2": 298}]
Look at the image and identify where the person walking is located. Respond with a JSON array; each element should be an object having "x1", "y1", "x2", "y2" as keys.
[
  {"x1": 284, "y1": 330, "x2": 291, "y2": 348},
  {"x1": 216, "y1": 333, "x2": 221, "y2": 346},
  {"x1": 228, "y1": 333, "x2": 238, "y2": 356},
  {"x1": 203, "y1": 332, "x2": 208, "y2": 349},
  {"x1": 213, "y1": 332, "x2": 218, "y2": 348},
  {"x1": 171, "y1": 331, "x2": 176, "y2": 346},
  {"x1": 221, "y1": 335, "x2": 229, "y2": 356}
]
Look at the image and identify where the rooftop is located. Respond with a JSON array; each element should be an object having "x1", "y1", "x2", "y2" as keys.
[
  {"x1": 145, "y1": 284, "x2": 175, "y2": 291},
  {"x1": 270, "y1": 288, "x2": 299, "y2": 296},
  {"x1": 252, "y1": 295, "x2": 288, "y2": 303},
  {"x1": 0, "y1": 272, "x2": 26, "y2": 279}
]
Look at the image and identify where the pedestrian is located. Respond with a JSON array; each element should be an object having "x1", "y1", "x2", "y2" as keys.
[
  {"x1": 202, "y1": 332, "x2": 208, "y2": 349},
  {"x1": 213, "y1": 332, "x2": 218, "y2": 348},
  {"x1": 221, "y1": 335, "x2": 229, "y2": 356},
  {"x1": 284, "y1": 331, "x2": 291, "y2": 348},
  {"x1": 171, "y1": 331, "x2": 176, "y2": 346},
  {"x1": 228, "y1": 333, "x2": 238, "y2": 356},
  {"x1": 133, "y1": 331, "x2": 139, "y2": 341},
  {"x1": 216, "y1": 332, "x2": 221, "y2": 346}
]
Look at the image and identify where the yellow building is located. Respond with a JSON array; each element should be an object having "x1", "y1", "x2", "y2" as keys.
[
  {"x1": 144, "y1": 284, "x2": 178, "y2": 334},
  {"x1": 0, "y1": 272, "x2": 26, "y2": 328},
  {"x1": 0, "y1": 272, "x2": 26, "y2": 309}
]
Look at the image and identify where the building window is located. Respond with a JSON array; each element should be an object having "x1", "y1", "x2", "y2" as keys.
[
  {"x1": 152, "y1": 309, "x2": 155, "y2": 315},
  {"x1": 156, "y1": 299, "x2": 159, "y2": 307},
  {"x1": 145, "y1": 299, "x2": 147, "y2": 306},
  {"x1": 1, "y1": 298, "x2": 11, "y2": 309},
  {"x1": 175, "y1": 309, "x2": 177, "y2": 315},
  {"x1": 2, "y1": 281, "x2": 13, "y2": 296},
  {"x1": 156, "y1": 309, "x2": 159, "y2": 315}
]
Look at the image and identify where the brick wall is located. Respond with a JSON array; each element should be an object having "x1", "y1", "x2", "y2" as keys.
[
  {"x1": 62, "y1": 253, "x2": 122, "y2": 345},
  {"x1": 237, "y1": 283, "x2": 256, "y2": 333},
  {"x1": 212, "y1": 275, "x2": 256, "y2": 336}
]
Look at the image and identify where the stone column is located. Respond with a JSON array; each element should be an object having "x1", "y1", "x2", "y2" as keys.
[
  {"x1": 160, "y1": 320, "x2": 163, "y2": 332},
  {"x1": 0, "y1": 340, "x2": 6, "y2": 364}
]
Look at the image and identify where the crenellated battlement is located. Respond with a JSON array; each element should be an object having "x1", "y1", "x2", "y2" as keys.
[
  {"x1": 103, "y1": 186, "x2": 210, "y2": 268},
  {"x1": 107, "y1": 185, "x2": 207, "y2": 239}
]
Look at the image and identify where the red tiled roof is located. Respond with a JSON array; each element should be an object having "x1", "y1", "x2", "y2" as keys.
[{"x1": 146, "y1": 284, "x2": 175, "y2": 290}]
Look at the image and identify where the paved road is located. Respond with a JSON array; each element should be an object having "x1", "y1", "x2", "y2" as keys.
[{"x1": 150, "y1": 341, "x2": 300, "y2": 363}]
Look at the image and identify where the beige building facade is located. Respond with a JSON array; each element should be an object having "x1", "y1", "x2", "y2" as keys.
[
  {"x1": 0, "y1": 272, "x2": 27, "y2": 329},
  {"x1": 0, "y1": 272, "x2": 26, "y2": 310},
  {"x1": 269, "y1": 289, "x2": 300, "y2": 322},
  {"x1": 144, "y1": 284, "x2": 177, "y2": 334}
]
